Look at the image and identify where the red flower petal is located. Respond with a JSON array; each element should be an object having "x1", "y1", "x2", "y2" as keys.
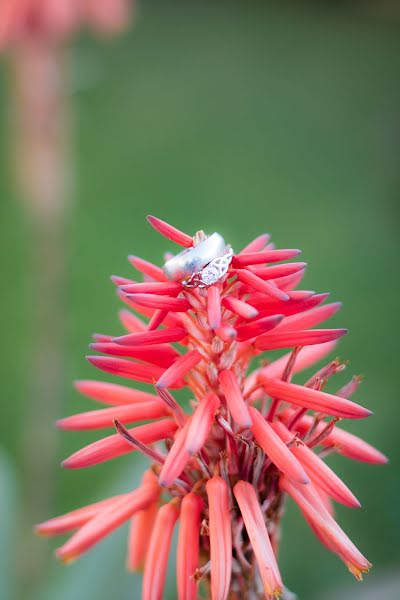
[
  {"x1": 113, "y1": 326, "x2": 187, "y2": 346},
  {"x1": 147, "y1": 215, "x2": 193, "y2": 247},
  {"x1": 219, "y1": 370, "x2": 252, "y2": 430},
  {"x1": 86, "y1": 355, "x2": 168, "y2": 386},
  {"x1": 142, "y1": 500, "x2": 180, "y2": 600},
  {"x1": 249, "y1": 407, "x2": 310, "y2": 484},
  {"x1": 62, "y1": 419, "x2": 177, "y2": 469},
  {"x1": 235, "y1": 268, "x2": 290, "y2": 301},
  {"x1": 177, "y1": 493, "x2": 203, "y2": 600},
  {"x1": 254, "y1": 328, "x2": 347, "y2": 351},
  {"x1": 207, "y1": 286, "x2": 222, "y2": 329},
  {"x1": 57, "y1": 401, "x2": 168, "y2": 431},
  {"x1": 124, "y1": 293, "x2": 191, "y2": 312},
  {"x1": 232, "y1": 248, "x2": 301, "y2": 267},
  {"x1": 74, "y1": 380, "x2": 158, "y2": 405},
  {"x1": 56, "y1": 481, "x2": 160, "y2": 562},
  {"x1": 206, "y1": 476, "x2": 232, "y2": 600},
  {"x1": 156, "y1": 350, "x2": 202, "y2": 389},
  {"x1": 186, "y1": 393, "x2": 220, "y2": 454},
  {"x1": 260, "y1": 377, "x2": 372, "y2": 419},
  {"x1": 234, "y1": 481, "x2": 283, "y2": 597}
]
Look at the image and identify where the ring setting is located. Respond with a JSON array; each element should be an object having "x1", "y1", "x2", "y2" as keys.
[{"x1": 164, "y1": 231, "x2": 233, "y2": 288}]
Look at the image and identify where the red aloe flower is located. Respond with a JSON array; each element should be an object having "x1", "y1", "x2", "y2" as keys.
[
  {"x1": 0, "y1": 0, "x2": 133, "y2": 49},
  {"x1": 37, "y1": 216, "x2": 387, "y2": 599}
]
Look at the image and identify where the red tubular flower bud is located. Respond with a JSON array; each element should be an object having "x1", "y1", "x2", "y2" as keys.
[
  {"x1": 185, "y1": 393, "x2": 220, "y2": 454},
  {"x1": 156, "y1": 350, "x2": 202, "y2": 389},
  {"x1": 207, "y1": 286, "x2": 222, "y2": 329},
  {"x1": 234, "y1": 481, "x2": 283, "y2": 597},
  {"x1": 147, "y1": 215, "x2": 193, "y2": 247},
  {"x1": 177, "y1": 493, "x2": 203, "y2": 600},
  {"x1": 206, "y1": 476, "x2": 232, "y2": 600},
  {"x1": 86, "y1": 355, "x2": 168, "y2": 386},
  {"x1": 113, "y1": 326, "x2": 187, "y2": 346},
  {"x1": 56, "y1": 481, "x2": 160, "y2": 563},
  {"x1": 120, "y1": 281, "x2": 183, "y2": 295},
  {"x1": 124, "y1": 293, "x2": 191, "y2": 312},
  {"x1": 62, "y1": 419, "x2": 177, "y2": 469},
  {"x1": 235, "y1": 268, "x2": 290, "y2": 301},
  {"x1": 235, "y1": 314, "x2": 283, "y2": 342},
  {"x1": 74, "y1": 380, "x2": 158, "y2": 406},
  {"x1": 254, "y1": 328, "x2": 347, "y2": 351},
  {"x1": 56, "y1": 400, "x2": 168, "y2": 431},
  {"x1": 272, "y1": 421, "x2": 360, "y2": 508},
  {"x1": 90, "y1": 341, "x2": 178, "y2": 368},
  {"x1": 221, "y1": 295, "x2": 259, "y2": 319},
  {"x1": 142, "y1": 500, "x2": 180, "y2": 600},
  {"x1": 126, "y1": 471, "x2": 161, "y2": 572},
  {"x1": 232, "y1": 248, "x2": 301, "y2": 267},
  {"x1": 249, "y1": 407, "x2": 310, "y2": 484},
  {"x1": 274, "y1": 302, "x2": 342, "y2": 333},
  {"x1": 260, "y1": 376, "x2": 372, "y2": 419},
  {"x1": 219, "y1": 370, "x2": 252, "y2": 430},
  {"x1": 159, "y1": 421, "x2": 192, "y2": 486}
]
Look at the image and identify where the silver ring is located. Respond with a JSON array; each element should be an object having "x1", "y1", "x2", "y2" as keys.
[{"x1": 164, "y1": 232, "x2": 228, "y2": 282}]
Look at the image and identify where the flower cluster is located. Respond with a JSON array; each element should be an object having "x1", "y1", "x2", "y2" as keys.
[
  {"x1": 0, "y1": 0, "x2": 132, "y2": 48},
  {"x1": 36, "y1": 216, "x2": 387, "y2": 599}
]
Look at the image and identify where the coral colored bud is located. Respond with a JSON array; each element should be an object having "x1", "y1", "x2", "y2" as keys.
[
  {"x1": 284, "y1": 414, "x2": 388, "y2": 464},
  {"x1": 272, "y1": 421, "x2": 360, "y2": 508},
  {"x1": 147, "y1": 215, "x2": 193, "y2": 247},
  {"x1": 120, "y1": 281, "x2": 182, "y2": 295},
  {"x1": 56, "y1": 482, "x2": 159, "y2": 563},
  {"x1": 206, "y1": 476, "x2": 232, "y2": 600},
  {"x1": 280, "y1": 478, "x2": 371, "y2": 580},
  {"x1": 221, "y1": 295, "x2": 259, "y2": 319},
  {"x1": 113, "y1": 326, "x2": 187, "y2": 346},
  {"x1": 251, "y1": 262, "x2": 307, "y2": 280},
  {"x1": 62, "y1": 419, "x2": 177, "y2": 469},
  {"x1": 235, "y1": 314, "x2": 283, "y2": 342},
  {"x1": 74, "y1": 380, "x2": 158, "y2": 406},
  {"x1": 232, "y1": 248, "x2": 301, "y2": 267},
  {"x1": 35, "y1": 495, "x2": 127, "y2": 536},
  {"x1": 207, "y1": 286, "x2": 222, "y2": 329},
  {"x1": 159, "y1": 421, "x2": 192, "y2": 486},
  {"x1": 124, "y1": 293, "x2": 191, "y2": 312},
  {"x1": 156, "y1": 350, "x2": 202, "y2": 389},
  {"x1": 57, "y1": 401, "x2": 168, "y2": 431},
  {"x1": 249, "y1": 407, "x2": 310, "y2": 484},
  {"x1": 186, "y1": 393, "x2": 220, "y2": 454},
  {"x1": 260, "y1": 377, "x2": 372, "y2": 419},
  {"x1": 177, "y1": 493, "x2": 203, "y2": 600},
  {"x1": 239, "y1": 233, "x2": 271, "y2": 254},
  {"x1": 142, "y1": 500, "x2": 180, "y2": 600},
  {"x1": 90, "y1": 342, "x2": 178, "y2": 368},
  {"x1": 86, "y1": 355, "x2": 167, "y2": 386},
  {"x1": 234, "y1": 481, "x2": 283, "y2": 597},
  {"x1": 274, "y1": 302, "x2": 342, "y2": 333},
  {"x1": 128, "y1": 255, "x2": 168, "y2": 281},
  {"x1": 235, "y1": 268, "x2": 290, "y2": 301},
  {"x1": 126, "y1": 470, "x2": 161, "y2": 572},
  {"x1": 118, "y1": 309, "x2": 147, "y2": 333},
  {"x1": 258, "y1": 341, "x2": 338, "y2": 381},
  {"x1": 255, "y1": 328, "x2": 347, "y2": 351},
  {"x1": 219, "y1": 370, "x2": 252, "y2": 430}
]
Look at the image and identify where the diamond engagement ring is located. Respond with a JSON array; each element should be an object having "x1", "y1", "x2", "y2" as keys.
[{"x1": 164, "y1": 232, "x2": 234, "y2": 288}]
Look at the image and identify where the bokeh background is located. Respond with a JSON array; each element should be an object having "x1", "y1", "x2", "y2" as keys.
[{"x1": 1, "y1": 1, "x2": 399, "y2": 599}]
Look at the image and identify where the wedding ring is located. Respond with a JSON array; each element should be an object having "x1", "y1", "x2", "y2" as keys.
[{"x1": 164, "y1": 232, "x2": 228, "y2": 282}]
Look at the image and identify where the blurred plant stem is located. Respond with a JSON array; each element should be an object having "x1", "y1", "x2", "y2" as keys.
[{"x1": 10, "y1": 40, "x2": 72, "y2": 599}]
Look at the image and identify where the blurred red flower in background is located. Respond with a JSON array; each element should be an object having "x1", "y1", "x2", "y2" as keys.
[
  {"x1": 36, "y1": 216, "x2": 387, "y2": 599},
  {"x1": 0, "y1": 0, "x2": 132, "y2": 48}
]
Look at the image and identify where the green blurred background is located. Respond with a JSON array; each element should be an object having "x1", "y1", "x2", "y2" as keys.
[{"x1": 1, "y1": 1, "x2": 399, "y2": 599}]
